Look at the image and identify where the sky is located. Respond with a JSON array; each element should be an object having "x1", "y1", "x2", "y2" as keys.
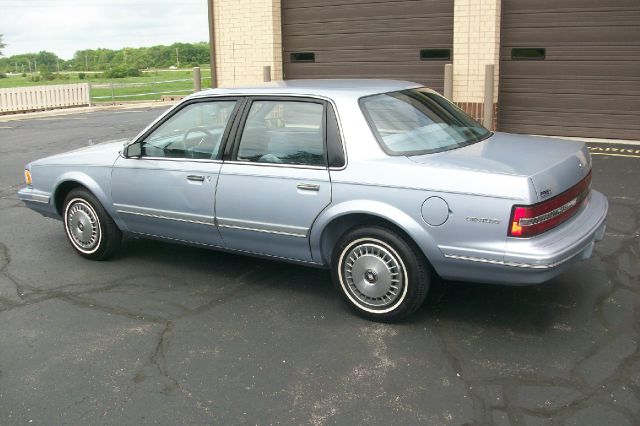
[{"x1": 0, "y1": 0, "x2": 210, "y2": 59}]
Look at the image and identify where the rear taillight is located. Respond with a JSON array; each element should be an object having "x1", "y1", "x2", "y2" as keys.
[{"x1": 508, "y1": 172, "x2": 592, "y2": 238}]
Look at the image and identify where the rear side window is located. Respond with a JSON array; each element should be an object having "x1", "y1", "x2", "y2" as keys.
[
  {"x1": 236, "y1": 100, "x2": 326, "y2": 166},
  {"x1": 360, "y1": 89, "x2": 491, "y2": 155}
]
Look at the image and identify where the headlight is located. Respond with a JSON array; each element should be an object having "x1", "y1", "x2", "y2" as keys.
[{"x1": 24, "y1": 169, "x2": 32, "y2": 186}]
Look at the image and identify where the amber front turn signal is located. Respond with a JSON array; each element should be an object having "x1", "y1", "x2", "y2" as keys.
[{"x1": 24, "y1": 169, "x2": 32, "y2": 186}]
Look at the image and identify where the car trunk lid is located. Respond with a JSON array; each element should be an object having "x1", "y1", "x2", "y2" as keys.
[{"x1": 407, "y1": 132, "x2": 591, "y2": 203}]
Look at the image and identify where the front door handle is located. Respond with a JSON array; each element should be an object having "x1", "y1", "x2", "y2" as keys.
[
  {"x1": 297, "y1": 183, "x2": 320, "y2": 191},
  {"x1": 187, "y1": 175, "x2": 205, "y2": 182}
]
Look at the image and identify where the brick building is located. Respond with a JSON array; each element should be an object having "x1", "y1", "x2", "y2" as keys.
[{"x1": 209, "y1": 0, "x2": 640, "y2": 140}]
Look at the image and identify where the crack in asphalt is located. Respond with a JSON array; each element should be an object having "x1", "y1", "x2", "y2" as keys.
[{"x1": 0, "y1": 170, "x2": 638, "y2": 423}]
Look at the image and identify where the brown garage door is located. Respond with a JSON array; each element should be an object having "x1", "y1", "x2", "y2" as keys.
[
  {"x1": 499, "y1": 0, "x2": 640, "y2": 140},
  {"x1": 282, "y1": 0, "x2": 453, "y2": 93}
]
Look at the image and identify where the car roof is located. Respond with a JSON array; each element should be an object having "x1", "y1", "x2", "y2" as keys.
[{"x1": 190, "y1": 79, "x2": 423, "y2": 100}]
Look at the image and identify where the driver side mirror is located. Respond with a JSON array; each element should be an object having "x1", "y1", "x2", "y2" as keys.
[{"x1": 125, "y1": 142, "x2": 142, "y2": 158}]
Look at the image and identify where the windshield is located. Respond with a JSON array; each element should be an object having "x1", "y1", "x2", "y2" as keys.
[{"x1": 360, "y1": 88, "x2": 492, "y2": 155}]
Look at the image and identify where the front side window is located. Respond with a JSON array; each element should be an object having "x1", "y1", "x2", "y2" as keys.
[
  {"x1": 360, "y1": 89, "x2": 491, "y2": 156},
  {"x1": 236, "y1": 100, "x2": 325, "y2": 166},
  {"x1": 141, "y1": 100, "x2": 237, "y2": 159}
]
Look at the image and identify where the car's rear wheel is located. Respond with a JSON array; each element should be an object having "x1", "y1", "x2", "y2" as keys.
[
  {"x1": 63, "y1": 188, "x2": 121, "y2": 260},
  {"x1": 332, "y1": 225, "x2": 430, "y2": 322}
]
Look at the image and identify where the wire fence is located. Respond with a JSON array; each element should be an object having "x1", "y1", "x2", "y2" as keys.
[{"x1": 90, "y1": 76, "x2": 212, "y2": 102}]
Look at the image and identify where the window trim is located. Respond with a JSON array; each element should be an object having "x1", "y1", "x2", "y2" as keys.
[
  {"x1": 326, "y1": 103, "x2": 346, "y2": 168},
  {"x1": 511, "y1": 47, "x2": 546, "y2": 61},
  {"x1": 419, "y1": 48, "x2": 452, "y2": 61},
  {"x1": 228, "y1": 96, "x2": 330, "y2": 169},
  {"x1": 130, "y1": 96, "x2": 242, "y2": 161},
  {"x1": 290, "y1": 52, "x2": 315, "y2": 63}
]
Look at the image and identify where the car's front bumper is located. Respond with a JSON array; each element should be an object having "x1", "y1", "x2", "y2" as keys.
[
  {"x1": 17, "y1": 187, "x2": 59, "y2": 219},
  {"x1": 436, "y1": 190, "x2": 608, "y2": 285}
]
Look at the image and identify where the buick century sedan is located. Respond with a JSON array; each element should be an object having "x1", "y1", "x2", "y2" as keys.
[{"x1": 19, "y1": 80, "x2": 608, "y2": 321}]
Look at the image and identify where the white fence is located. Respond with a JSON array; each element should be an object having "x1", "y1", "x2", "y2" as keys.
[{"x1": 0, "y1": 83, "x2": 91, "y2": 113}]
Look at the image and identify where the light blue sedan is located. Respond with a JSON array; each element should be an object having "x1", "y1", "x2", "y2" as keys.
[{"x1": 19, "y1": 80, "x2": 608, "y2": 321}]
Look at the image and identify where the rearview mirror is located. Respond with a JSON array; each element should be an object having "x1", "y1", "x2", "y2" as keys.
[{"x1": 125, "y1": 142, "x2": 142, "y2": 158}]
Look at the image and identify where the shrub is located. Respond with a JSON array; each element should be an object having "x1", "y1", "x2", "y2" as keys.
[
  {"x1": 30, "y1": 74, "x2": 41, "y2": 82},
  {"x1": 103, "y1": 66, "x2": 141, "y2": 78},
  {"x1": 126, "y1": 67, "x2": 141, "y2": 77},
  {"x1": 78, "y1": 72, "x2": 85, "y2": 79},
  {"x1": 0, "y1": 72, "x2": 6, "y2": 79},
  {"x1": 21, "y1": 72, "x2": 26, "y2": 77}
]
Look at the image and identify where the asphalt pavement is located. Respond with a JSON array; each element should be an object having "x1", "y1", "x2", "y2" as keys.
[{"x1": 0, "y1": 108, "x2": 638, "y2": 425}]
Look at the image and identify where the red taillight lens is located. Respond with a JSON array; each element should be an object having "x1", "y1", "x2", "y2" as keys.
[{"x1": 508, "y1": 172, "x2": 592, "y2": 238}]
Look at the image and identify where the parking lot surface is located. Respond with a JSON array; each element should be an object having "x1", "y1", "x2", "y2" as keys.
[{"x1": 0, "y1": 109, "x2": 638, "y2": 425}]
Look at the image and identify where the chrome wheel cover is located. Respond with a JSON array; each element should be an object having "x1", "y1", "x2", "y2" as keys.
[
  {"x1": 341, "y1": 240, "x2": 405, "y2": 309},
  {"x1": 64, "y1": 199, "x2": 101, "y2": 254}
]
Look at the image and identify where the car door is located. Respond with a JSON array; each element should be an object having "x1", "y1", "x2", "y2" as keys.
[
  {"x1": 215, "y1": 97, "x2": 332, "y2": 261},
  {"x1": 111, "y1": 97, "x2": 240, "y2": 246}
]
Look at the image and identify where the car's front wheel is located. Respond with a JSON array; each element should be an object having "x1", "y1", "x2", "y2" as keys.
[
  {"x1": 332, "y1": 225, "x2": 430, "y2": 322},
  {"x1": 63, "y1": 188, "x2": 121, "y2": 260}
]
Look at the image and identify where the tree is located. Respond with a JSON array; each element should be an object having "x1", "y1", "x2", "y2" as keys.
[{"x1": 0, "y1": 34, "x2": 6, "y2": 56}]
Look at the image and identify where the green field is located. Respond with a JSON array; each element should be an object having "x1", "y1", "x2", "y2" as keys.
[{"x1": 0, "y1": 69, "x2": 212, "y2": 102}]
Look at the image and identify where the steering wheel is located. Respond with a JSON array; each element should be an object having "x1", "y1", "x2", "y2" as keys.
[{"x1": 182, "y1": 127, "x2": 215, "y2": 158}]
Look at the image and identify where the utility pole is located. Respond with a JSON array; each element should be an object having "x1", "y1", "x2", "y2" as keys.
[
  {"x1": 34, "y1": 58, "x2": 37, "y2": 73},
  {"x1": 176, "y1": 47, "x2": 180, "y2": 68}
]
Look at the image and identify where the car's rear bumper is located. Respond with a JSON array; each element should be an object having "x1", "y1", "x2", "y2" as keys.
[
  {"x1": 17, "y1": 187, "x2": 59, "y2": 219},
  {"x1": 436, "y1": 190, "x2": 608, "y2": 285}
]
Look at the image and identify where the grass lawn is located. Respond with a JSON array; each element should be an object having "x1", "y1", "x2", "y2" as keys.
[{"x1": 0, "y1": 69, "x2": 212, "y2": 102}]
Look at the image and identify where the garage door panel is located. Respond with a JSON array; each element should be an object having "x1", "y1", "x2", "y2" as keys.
[
  {"x1": 282, "y1": 0, "x2": 452, "y2": 8},
  {"x1": 283, "y1": 0, "x2": 453, "y2": 89},
  {"x1": 502, "y1": 0, "x2": 640, "y2": 13},
  {"x1": 284, "y1": 17, "x2": 452, "y2": 37},
  {"x1": 500, "y1": 78, "x2": 640, "y2": 97},
  {"x1": 501, "y1": 61, "x2": 640, "y2": 79},
  {"x1": 501, "y1": 27, "x2": 640, "y2": 46},
  {"x1": 501, "y1": 93, "x2": 640, "y2": 115},
  {"x1": 500, "y1": 46, "x2": 640, "y2": 62},
  {"x1": 284, "y1": 32, "x2": 452, "y2": 51},
  {"x1": 283, "y1": 1, "x2": 451, "y2": 23},
  {"x1": 502, "y1": 11, "x2": 640, "y2": 31},
  {"x1": 500, "y1": 108, "x2": 640, "y2": 128},
  {"x1": 283, "y1": 48, "x2": 440, "y2": 63},
  {"x1": 284, "y1": 63, "x2": 446, "y2": 90},
  {"x1": 499, "y1": 0, "x2": 640, "y2": 139}
]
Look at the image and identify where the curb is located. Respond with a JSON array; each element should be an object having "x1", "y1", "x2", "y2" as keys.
[{"x1": 0, "y1": 101, "x2": 175, "y2": 122}]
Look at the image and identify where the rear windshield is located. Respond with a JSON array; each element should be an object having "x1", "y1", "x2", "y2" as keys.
[{"x1": 360, "y1": 88, "x2": 491, "y2": 155}]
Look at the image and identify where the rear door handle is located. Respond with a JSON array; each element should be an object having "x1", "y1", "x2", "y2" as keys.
[
  {"x1": 297, "y1": 183, "x2": 320, "y2": 191},
  {"x1": 187, "y1": 175, "x2": 205, "y2": 182}
]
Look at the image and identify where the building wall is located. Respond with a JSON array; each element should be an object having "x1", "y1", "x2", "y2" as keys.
[
  {"x1": 452, "y1": 0, "x2": 500, "y2": 125},
  {"x1": 212, "y1": 0, "x2": 283, "y2": 87},
  {"x1": 211, "y1": 0, "x2": 500, "y2": 126}
]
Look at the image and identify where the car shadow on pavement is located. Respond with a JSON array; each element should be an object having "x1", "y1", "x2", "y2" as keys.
[{"x1": 118, "y1": 236, "x2": 597, "y2": 334}]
